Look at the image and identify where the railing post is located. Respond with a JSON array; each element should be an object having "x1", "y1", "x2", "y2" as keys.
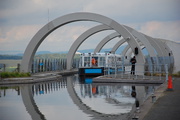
[
  {"x1": 165, "y1": 64, "x2": 168, "y2": 82},
  {"x1": 17, "y1": 63, "x2": 20, "y2": 72}
]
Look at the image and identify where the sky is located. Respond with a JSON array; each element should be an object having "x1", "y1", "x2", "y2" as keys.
[{"x1": 0, "y1": 0, "x2": 180, "y2": 54}]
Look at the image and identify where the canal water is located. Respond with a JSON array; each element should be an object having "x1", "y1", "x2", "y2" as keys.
[{"x1": 0, "y1": 75, "x2": 158, "y2": 120}]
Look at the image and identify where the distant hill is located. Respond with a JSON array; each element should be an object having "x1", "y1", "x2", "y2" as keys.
[
  {"x1": 0, "y1": 55, "x2": 22, "y2": 60},
  {"x1": 1, "y1": 45, "x2": 137, "y2": 59},
  {"x1": 0, "y1": 51, "x2": 23, "y2": 55},
  {"x1": 77, "y1": 46, "x2": 126, "y2": 54},
  {"x1": 35, "y1": 51, "x2": 52, "y2": 55}
]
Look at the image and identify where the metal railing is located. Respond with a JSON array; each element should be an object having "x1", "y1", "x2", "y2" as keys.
[
  {"x1": 31, "y1": 58, "x2": 80, "y2": 73},
  {"x1": 104, "y1": 63, "x2": 168, "y2": 81}
]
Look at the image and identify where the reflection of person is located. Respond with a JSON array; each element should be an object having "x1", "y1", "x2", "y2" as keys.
[
  {"x1": 131, "y1": 86, "x2": 140, "y2": 112},
  {"x1": 131, "y1": 86, "x2": 136, "y2": 98},
  {"x1": 130, "y1": 56, "x2": 136, "y2": 75}
]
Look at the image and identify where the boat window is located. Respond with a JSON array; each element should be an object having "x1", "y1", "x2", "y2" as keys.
[
  {"x1": 116, "y1": 57, "x2": 122, "y2": 66},
  {"x1": 108, "y1": 57, "x2": 115, "y2": 63},
  {"x1": 84, "y1": 57, "x2": 90, "y2": 67},
  {"x1": 99, "y1": 57, "x2": 105, "y2": 67}
]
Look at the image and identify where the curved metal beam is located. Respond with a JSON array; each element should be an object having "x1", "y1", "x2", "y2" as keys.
[
  {"x1": 111, "y1": 38, "x2": 126, "y2": 53},
  {"x1": 123, "y1": 25, "x2": 158, "y2": 57},
  {"x1": 21, "y1": 12, "x2": 145, "y2": 75},
  {"x1": 21, "y1": 85, "x2": 46, "y2": 120},
  {"x1": 122, "y1": 45, "x2": 131, "y2": 56},
  {"x1": 94, "y1": 32, "x2": 120, "y2": 53},
  {"x1": 154, "y1": 38, "x2": 170, "y2": 56},
  {"x1": 143, "y1": 35, "x2": 164, "y2": 57},
  {"x1": 158, "y1": 38, "x2": 172, "y2": 55},
  {"x1": 94, "y1": 25, "x2": 161, "y2": 67},
  {"x1": 66, "y1": 24, "x2": 112, "y2": 70},
  {"x1": 123, "y1": 25, "x2": 160, "y2": 65}
]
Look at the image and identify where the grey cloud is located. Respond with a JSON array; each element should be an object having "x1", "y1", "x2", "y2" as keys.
[{"x1": 0, "y1": 0, "x2": 180, "y2": 52}]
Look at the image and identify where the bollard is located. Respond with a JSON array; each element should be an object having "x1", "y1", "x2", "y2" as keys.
[
  {"x1": 135, "y1": 99, "x2": 140, "y2": 113},
  {"x1": 167, "y1": 76, "x2": 173, "y2": 91},
  {"x1": 132, "y1": 117, "x2": 139, "y2": 120},
  {"x1": 152, "y1": 95, "x2": 156, "y2": 103}
]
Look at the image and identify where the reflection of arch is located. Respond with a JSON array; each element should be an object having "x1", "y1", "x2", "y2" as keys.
[
  {"x1": 21, "y1": 12, "x2": 145, "y2": 75},
  {"x1": 21, "y1": 77, "x2": 132, "y2": 120},
  {"x1": 21, "y1": 85, "x2": 46, "y2": 120},
  {"x1": 66, "y1": 77, "x2": 131, "y2": 119},
  {"x1": 20, "y1": 76, "x2": 160, "y2": 120}
]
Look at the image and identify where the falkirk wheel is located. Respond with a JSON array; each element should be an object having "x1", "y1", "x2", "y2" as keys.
[{"x1": 20, "y1": 12, "x2": 173, "y2": 74}]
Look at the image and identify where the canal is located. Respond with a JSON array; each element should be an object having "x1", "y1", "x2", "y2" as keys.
[{"x1": 0, "y1": 75, "x2": 158, "y2": 120}]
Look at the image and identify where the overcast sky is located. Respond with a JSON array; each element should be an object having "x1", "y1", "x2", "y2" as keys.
[{"x1": 0, "y1": 0, "x2": 180, "y2": 54}]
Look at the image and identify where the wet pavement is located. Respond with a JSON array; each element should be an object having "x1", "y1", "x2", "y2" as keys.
[{"x1": 143, "y1": 77, "x2": 180, "y2": 120}]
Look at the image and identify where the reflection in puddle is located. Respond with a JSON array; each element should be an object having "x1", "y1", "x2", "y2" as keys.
[{"x1": 0, "y1": 75, "x2": 159, "y2": 120}]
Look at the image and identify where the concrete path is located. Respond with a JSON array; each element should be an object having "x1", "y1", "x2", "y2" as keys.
[
  {"x1": 93, "y1": 74, "x2": 166, "y2": 84},
  {"x1": 143, "y1": 77, "x2": 180, "y2": 120}
]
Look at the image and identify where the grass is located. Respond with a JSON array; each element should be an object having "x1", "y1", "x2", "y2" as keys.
[
  {"x1": 0, "y1": 72, "x2": 30, "y2": 79},
  {"x1": 171, "y1": 71, "x2": 180, "y2": 77}
]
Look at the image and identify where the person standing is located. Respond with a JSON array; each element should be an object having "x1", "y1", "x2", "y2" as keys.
[{"x1": 130, "y1": 56, "x2": 136, "y2": 75}]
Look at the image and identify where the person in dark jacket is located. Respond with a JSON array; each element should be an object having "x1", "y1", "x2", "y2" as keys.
[{"x1": 130, "y1": 56, "x2": 136, "y2": 75}]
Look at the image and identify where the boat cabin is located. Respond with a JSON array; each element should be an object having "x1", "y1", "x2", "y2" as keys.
[{"x1": 78, "y1": 52, "x2": 122, "y2": 76}]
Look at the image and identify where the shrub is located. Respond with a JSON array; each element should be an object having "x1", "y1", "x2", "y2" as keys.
[
  {"x1": 0, "y1": 72, "x2": 30, "y2": 79},
  {"x1": 1, "y1": 72, "x2": 10, "y2": 78},
  {"x1": 169, "y1": 71, "x2": 180, "y2": 77}
]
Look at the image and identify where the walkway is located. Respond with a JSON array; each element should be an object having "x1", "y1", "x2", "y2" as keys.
[
  {"x1": 93, "y1": 74, "x2": 166, "y2": 84},
  {"x1": 143, "y1": 77, "x2": 180, "y2": 120}
]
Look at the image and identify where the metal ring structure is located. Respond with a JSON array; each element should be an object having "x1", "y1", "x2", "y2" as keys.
[
  {"x1": 20, "y1": 12, "x2": 145, "y2": 75},
  {"x1": 66, "y1": 24, "x2": 112, "y2": 70}
]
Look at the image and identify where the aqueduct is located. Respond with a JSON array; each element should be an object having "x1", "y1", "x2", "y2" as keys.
[{"x1": 21, "y1": 12, "x2": 179, "y2": 74}]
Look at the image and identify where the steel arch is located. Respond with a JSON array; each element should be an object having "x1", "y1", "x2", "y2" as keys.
[{"x1": 21, "y1": 12, "x2": 145, "y2": 74}]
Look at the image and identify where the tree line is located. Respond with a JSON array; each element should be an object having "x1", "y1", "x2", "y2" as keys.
[
  {"x1": 0, "y1": 53, "x2": 80, "y2": 60},
  {"x1": 0, "y1": 55, "x2": 22, "y2": 59}
]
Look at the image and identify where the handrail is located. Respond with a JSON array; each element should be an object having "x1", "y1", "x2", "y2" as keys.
[{"x1": 104, "y1": 63, "x2": 168, "y2": 81}]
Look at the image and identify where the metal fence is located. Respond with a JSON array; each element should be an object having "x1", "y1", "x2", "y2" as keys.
[
  {"x1": 0, "y1": 63, "x2": 21, "y2": 72},
  {"x1": 31, "y1": 58, "x2": 80, "y2": 73},
  {"x1": 104, "y1": 63, "x2": 168, "y2": 81},
  {"x1": 0, "y1": 64, "x2": 5, "y2": 72}
]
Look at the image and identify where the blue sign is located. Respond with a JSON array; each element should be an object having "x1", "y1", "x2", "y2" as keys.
[{"x1": 85, "y1": 69, "x2": 102, "y2": 73}]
